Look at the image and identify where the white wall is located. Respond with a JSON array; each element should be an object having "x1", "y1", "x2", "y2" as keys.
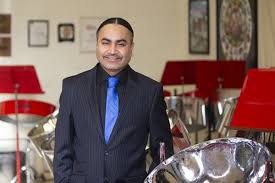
[
  {"x1": 0, "y1": 0, "x2": 274, "y2": 105},
  {"x1": 0, "y1": 0, "x2": 188, "y2": 104},
  {"x1": 258, "y1": 0, "x2": 275, "y2": 68}
]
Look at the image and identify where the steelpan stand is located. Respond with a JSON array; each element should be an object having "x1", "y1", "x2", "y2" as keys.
[{"x1": 14, "y1": 83, "x2": 22, "y2": 183}]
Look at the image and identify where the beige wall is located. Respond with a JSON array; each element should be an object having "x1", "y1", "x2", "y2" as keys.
[
  {"x1": 0, "y1": 0, "x2": 187, "y2": 104},
  {"x1": 0, "y1": 0, "x2": 274, "y2": 104},
  {"x1": 258, "y1": 0, "x2": 275, "y2": 68}
]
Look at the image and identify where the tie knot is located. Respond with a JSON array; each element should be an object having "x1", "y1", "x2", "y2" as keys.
[{"x1": 107, "y1": 76, "x2": 119, "y2": 88}]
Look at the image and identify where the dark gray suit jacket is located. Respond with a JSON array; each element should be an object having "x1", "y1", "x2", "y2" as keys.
[{"x1": 54, "y1": 65, "x2": 173, "y2": 183}]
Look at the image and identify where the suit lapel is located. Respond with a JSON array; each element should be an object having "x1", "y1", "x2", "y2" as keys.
[
  {"x1": 86, "y1": 67, "x2": 104, "y2": 142},
  {"x1": 108, "y1": 68, "x2": 137, "y2": 146}
]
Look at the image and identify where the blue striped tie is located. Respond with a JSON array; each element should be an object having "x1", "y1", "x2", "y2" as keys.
[{"x1": 104, "y1": 76, "x2": 119, "y2": 143}]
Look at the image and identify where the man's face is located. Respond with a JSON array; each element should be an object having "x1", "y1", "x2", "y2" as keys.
[{"x1": 96, "y1": 24, "x2": 134, "y2": 76}]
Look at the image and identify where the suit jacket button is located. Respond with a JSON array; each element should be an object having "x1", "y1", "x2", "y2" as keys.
[
  {"x1": 105, "y1": 151, "x2": 109, "y2": 156},
  {"x1": 104, "y1": 177, "x2": 109, "y2": 183}
]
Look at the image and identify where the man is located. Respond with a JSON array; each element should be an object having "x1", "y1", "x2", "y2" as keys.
[{"x1": 54, "y1": 17, "x2": 173, "y2": 183}]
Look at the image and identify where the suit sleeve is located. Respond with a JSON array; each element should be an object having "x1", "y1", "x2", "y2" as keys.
[
  {"x1": 148, "y1": 85, "x2": 174, "y2": 172},
  {"x1": 54, "y1": 79, "x2": 75, "y2": 183}
]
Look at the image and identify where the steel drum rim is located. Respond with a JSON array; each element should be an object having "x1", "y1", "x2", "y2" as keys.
[
  {"x1": 164, "y1": 96, "x2": 184, "y2": 100},
  {"x1": 145, "y1": 137, "x2": 273, "y2": 183}
]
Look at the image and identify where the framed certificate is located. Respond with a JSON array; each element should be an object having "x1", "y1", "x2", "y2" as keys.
[
  {"x1": 79, "y1": 17, "x2": 105, "y2": 53},
  {"x1": 28, "y1": 20, "x2": 49, "y2": 47}
]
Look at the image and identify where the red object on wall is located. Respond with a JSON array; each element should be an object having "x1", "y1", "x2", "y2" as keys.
[
  {"x1": 0, "y1": 65, "x2": 44, "y2": 94},
  {"x1": 230, "y1": 69, "x2": 275, "y2": 131}
]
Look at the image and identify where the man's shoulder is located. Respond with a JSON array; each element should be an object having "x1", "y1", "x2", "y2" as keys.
[
  {"x1": 63, "y1": 67, "x2": 95, "y2": 83},
  {"x1": 131, "y1": 69, "x2": 161, "y2": 87}
]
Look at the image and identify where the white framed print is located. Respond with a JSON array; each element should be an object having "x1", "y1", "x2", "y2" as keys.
[
  {"x1": 28, "y1": 20, "x2": 49, "y2": 47},
  {"x1": 79, "y1": 17, "x2": 105, "y2": 53}
]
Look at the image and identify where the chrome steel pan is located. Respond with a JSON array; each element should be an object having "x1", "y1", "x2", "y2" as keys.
[
  {"x1": 167, "y1": 109, "x2": 191, "y2": 150},
  {"x1": 182, "y1": 96, "x2": 206, "y2": 133},
  {"x1": 216, "y1": 97, "x2": 238, "y2": 137},
  {"x1": 144, "y1": 137, "x2": 273, "y2": 183},
  {"x1": 165, "y1": 96, "x2": 206, "y2": 133},
  {"x1": 165, "y1": 96, "x2": 185, "y2": 122},
  {"x1": 27, "y1": 110, "x2": 58, "y2": 177}
]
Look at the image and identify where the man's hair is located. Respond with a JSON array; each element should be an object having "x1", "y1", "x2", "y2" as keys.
[{"x1": 96, "y1": 17, "x2": 134, "y2": 39}]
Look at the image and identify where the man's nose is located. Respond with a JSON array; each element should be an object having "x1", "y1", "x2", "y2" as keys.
[{"x1": 109, "y1": 44, "x2": 117, "y2": 54}]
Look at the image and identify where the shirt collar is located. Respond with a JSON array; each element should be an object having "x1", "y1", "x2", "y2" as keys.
[{"x1": 96, "y1": 63, "x2": 129, "y2": 86}]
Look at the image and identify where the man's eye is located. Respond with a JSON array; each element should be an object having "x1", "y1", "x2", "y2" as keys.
[
  {"x1": 102, "y1": 42, "x2": 109, "y2": 45},
  {"x1": 117, "y1": 43, "x2": 126, "y2": 47}
]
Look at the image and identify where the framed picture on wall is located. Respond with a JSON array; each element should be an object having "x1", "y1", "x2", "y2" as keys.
[
  {"x1": 0, "y1": 14, "x2": 11, "y2": 57},
  {"x1": 28, "y1": 20, "x2": 49, "y2": 47},
  {"x1": 58, "y1": 23, "x2": 74, "y2": 42},
  {"x1": 0, "y1": 14, "x2": 11, "y2": 34},
  {"x1": 217, "y1": 0, "x2": 257, "y2": 69},
  {"x1": 79, "y1": 17, "x2": 105, "y2": 53},
  {"x1": 0, "y1": 37, "x2": 11, "y2": 56},
  {"x1": 189, "y1": 0, "x2": 209, "y2": 54}
]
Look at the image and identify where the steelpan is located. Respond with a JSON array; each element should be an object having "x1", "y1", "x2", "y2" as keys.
[
  {"x1": 165, "y1": 96, "x2": 206, "y2": 133},
  {"x1": 0, "y1": 139, "x2": 31, "y2": 183},
  {"x1": 40, "y1": 132, "x2": 55, "y2": 176},
  {"x1": 146, "y1": 109, "x2": 192, "y2": 170},
  {"x1": 144, "y1": 137, "x2": 273, "y2": 183},
  {"x1": 216, "y1": 97, "x2": 238, "y2": 137},
  {"x1": 165, "y1": 96, "x2": 185, "y2": 123},
  {"x1": 27, "y1": 109, "x2": 58, "y2": 177},
  {"x1": 182, "y1": 96, "x2": 206, "y2": 133},
  {"x1": 28, "y1": 109, "x2": 58, "y2": 138},
  {"x1": 213, "y1": 89, "x2": 241, "y2": 131},
  {"x1": 167, "y1": 109, "x2": 191, "y2": 151}
]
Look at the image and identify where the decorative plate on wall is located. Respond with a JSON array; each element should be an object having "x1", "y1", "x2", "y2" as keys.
[{"x1": 217, "y1": 0, "x2": 257, "y2": 69}]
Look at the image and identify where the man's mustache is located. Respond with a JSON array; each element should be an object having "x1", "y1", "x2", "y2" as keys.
[{"x1": 103, "y1": 54, "x2": 122, "y2": 59}]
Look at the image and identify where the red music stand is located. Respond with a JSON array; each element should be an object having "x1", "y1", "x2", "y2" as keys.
[
  {"x1": 161, "y1": 61, "x2": 196, "y2": 85},
  {"x1": 194, "y1": 61, "x2": 220, "y2": 100},
  {"x1": 161, "y1": 60, "x2": 246, "y2": 99},
  {"x1": 218, "y1": 61, "x2": 246, "y2": 89},
  {"x1": 0, "y1": 65, "x2": 44, "y2": 183},
  {"x1": 230, "y1": 69, "x2": 275, "y2": 131},
  {"x1": 0, "y1": 65, "x2": 44, "y2": 94}
]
